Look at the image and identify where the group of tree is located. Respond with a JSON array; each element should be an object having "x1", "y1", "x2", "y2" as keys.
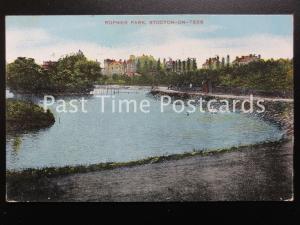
[
  {"x1": 6, "y1": 51, "x2": 293, "y2": 94},
  {"x1": 216, "y1": 59, "x2": 293, "y2": 91},
  {"x1": 168, "y1": 58, "x2": 197, "y2": 73},
  {"x1": 134, "y1": 55, "x2": 197, "y2": 74},
  {"x1": 6, "y1": 50, "x2": 101, "y2": 94},
  {"x1": 99, "y1": 58, "x2": 293, "y2": 92}
]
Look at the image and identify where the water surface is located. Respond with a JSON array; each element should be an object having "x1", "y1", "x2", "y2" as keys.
[{"x1": 6, "y1": 88, "x2": 283, "y2": 170}]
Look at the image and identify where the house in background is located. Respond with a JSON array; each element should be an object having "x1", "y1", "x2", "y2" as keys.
[
  {"x1": 202, "y1": 56, "x2": 220, "y2": 69},
  {"x1": 125, "y1": 55, "x2": 137, "y2": 76},
  {"x1": 42, "y1": 61, "x2": 57, "y2": 70},
  {"x1": 232, "y1": 54, "x2": 261, "y2": 66},
  {"x1": 103, "y1": 59, "x2": 125, "y2": 76},
  {"x1": 103, "y1": 55, "x2": 137, "y2": 76},
  {"x1": 164, "y1": 58, "x2": 174, "y2": 71},
  {"x1": 202, "y1": 54, "x2": 260, "y2": 69}
]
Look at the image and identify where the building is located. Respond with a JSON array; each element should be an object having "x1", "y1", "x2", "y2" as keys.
[
  {"x1": 232, "y1": 54, "x2": 261, "y2": 66},
  {"x1": 42, "y1": 61, "x2": 57, "y2": 70},
  {"x1": 125, "y1": 55, "x2": 137, "y2": 76},
  {"x1": 202, "y1": 56, "x2": 220, "y2": 69},
  {"x1": 103, "y1": 55, "x2": 137, "y2": 76},
  {"x1": 103, "y1": 59, "x2": 125, "y2": 76},
  {"x1": 164, "y1": 58, "x2": 174, "y2": 71}
]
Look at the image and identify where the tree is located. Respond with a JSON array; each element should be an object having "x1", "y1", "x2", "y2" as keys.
[
  {"x1": 73, "y1": 60, "x2": 102, "y2": 91},
  {"x1": 157, "y1": 58, "x2": 161, "y2": 71},
  {"x1": 182, "y1": 61, "x2": 186, "y2": 72},
  {"x1": 172, "y1": 61, "x2": 176, "y2": 72},
  {"x1": 149, "y1": 60, "x2": 153, "y2": 72},
  {"x1": 216, "y1": 56, "x2": 220, "y2": 69},
  {"x1": 221, "y1": 57, "x2": 225, "y2": 68},
  {"x1": 7, "y1": 51, "x2": 101, "y2": 94},
  {"x1": 136, "y1": 54, "x2": 156, "y2": 74},
  {"x1": 136, "y1": 59, "x2": 141, "y2": 73},
  {"x1": 226, "y1": 55, "x2": 230, "y2": 67},
  {"x1": 192, "y1": 58, "x2": 197, "y2": 71},
  {"x1": 144, "y1": 61, "x2": 148, "y2": 72},
  {"x1": 6, "y1": 57, "x2": 45, "y2": 93},
  {"x1": 178, "y1": 60, "x2": 182, "y2": 73},
  {"x1": 208, "y1": 58, "x2": 212, "y2": 69},
  {"x1": 187, "y1": 58, "x2": 191, "y2": 71}
]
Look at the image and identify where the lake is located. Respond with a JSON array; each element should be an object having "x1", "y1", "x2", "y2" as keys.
[{"x1": 6, "y1": 88, "x2": 283, "y2": 170}]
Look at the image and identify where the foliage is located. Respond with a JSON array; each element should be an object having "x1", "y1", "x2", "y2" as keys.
[
  {"x1": 7, "y1": 53, "x2": 292, "y2": 94},
  {"x1": 6, "y1": 99, "x2": 55, "y2": 132},
  {"x1": 6, "y1": 51, "x2": 102, "y2": 94},
  {"x1": 98, "y1": 59, "x2": 293, "y2": 92},
  {"x1": 217, "y1": 59, "x2": 293, "y2": 91},
  {"x1": 6, "y1": 57, "x2": 46, "y2": 93}
]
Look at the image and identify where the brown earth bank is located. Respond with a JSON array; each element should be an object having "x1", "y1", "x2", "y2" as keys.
[{"x1": 6, "y1": 91, "x2": 294, "y2": 202}]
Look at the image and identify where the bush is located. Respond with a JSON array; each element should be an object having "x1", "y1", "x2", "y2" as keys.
[{"x1": 6, "y1": 99, "x2": 55, "y2": 132}]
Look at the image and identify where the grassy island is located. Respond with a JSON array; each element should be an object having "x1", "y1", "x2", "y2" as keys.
[{"x1": 6, "y1": 99, "x2": 55, "y2": 132}]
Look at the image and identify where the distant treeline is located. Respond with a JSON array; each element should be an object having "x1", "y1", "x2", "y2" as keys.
[
  {"x1": 6, "y1": 51, "x2": 293, "y2": 94},
  {"x1": 100, "y1": 59, "x2": 293, "y2": 93}
]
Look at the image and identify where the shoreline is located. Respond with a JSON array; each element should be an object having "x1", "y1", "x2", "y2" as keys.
[
  {"x1": 6, "y1": 137, "x2": 293, "y2": 201},
  {"x1": 6, "y1": 139, "x2": 287, "y2": 178}
]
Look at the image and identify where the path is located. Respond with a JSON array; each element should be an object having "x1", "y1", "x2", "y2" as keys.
[
  {"x1": 7, "y1": 139, "x2": 293, "y2": 201},
  {"x1": 155, "y1": 87, "x2": 293, "y2": 103}
]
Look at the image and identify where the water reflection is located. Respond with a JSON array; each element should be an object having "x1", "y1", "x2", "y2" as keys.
[{"x1": 12, "y1": 136, "x2": 22, "y2": 154}]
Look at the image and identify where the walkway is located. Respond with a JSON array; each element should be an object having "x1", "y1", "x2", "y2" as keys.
[{"x1": 155, "y1": 86, "x2": 293, "y2": 103}]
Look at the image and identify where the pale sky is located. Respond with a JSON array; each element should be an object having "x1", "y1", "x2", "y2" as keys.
[{"x1": 6, "y1": 15, "x2": 293, "y2": 65}]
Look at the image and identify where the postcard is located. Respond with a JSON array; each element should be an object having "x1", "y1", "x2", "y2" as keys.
[{"x1": 5, "y1": 15, "x2": 293, "y2": 201}]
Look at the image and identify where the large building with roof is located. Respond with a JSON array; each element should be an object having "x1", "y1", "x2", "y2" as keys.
[
  {"x1": 103, "y1": 55, "x2": 137, "y2": 76},
  {"x1": 232, "y1": 54, "x2": 261, "y2": 66}
]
